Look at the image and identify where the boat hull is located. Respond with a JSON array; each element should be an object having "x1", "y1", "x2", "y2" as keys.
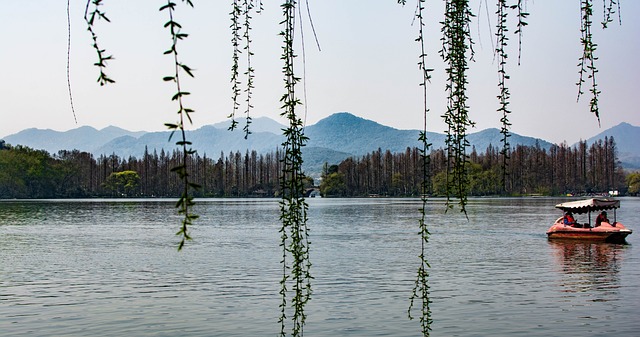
[{"x1": 547, "y1": 219, "x2": 632, "y2": 243}]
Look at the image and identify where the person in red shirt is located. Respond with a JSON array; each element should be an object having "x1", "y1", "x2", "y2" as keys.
[
  {"x1": 563, "y1": 212, "x2": 577, "y2": 226},
  {"x1": 595, "y1": 211, "x2": 609, "y2": 227}
]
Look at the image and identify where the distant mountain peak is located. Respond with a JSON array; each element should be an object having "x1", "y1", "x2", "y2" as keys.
[
  {"x1": 328, "y1": 112, "x2": 361, "y2": 119},
  {"x1": 615, "y1": 122, "x2": 634, "y2": 127},
  {"x1": 100, "y1": 125, "x2": 128, "y2": 132},
  {"x1": 583, "y1": 121, "x2": 640, "y2": 168},
  {"x1": 211, "y1": 116, "x2": 285, "y2": 134},
  {"x1": 320, "y1": 112, "x2": 379, "y2": 125},
  {"x1": 3, "y1": 112, "x2": 638, "y2": 170},
  {"x1": 312, "y1": 112, "x2": 397, "y2": 135},
  {"x1": 75, "y1": 125, "x2": 99, "y2": 131}
]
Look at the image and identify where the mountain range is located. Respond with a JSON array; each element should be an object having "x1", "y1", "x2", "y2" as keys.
[{"x1": 3, "y1": 112, "x2": 639, "y2": 174}]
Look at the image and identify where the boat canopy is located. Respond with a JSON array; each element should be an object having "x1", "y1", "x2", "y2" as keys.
[{"x1": 555, "y1": 198, "x2": 620, "y2": 214}]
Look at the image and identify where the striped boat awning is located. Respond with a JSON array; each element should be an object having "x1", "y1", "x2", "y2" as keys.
[{"x1": 555, "y1": 198, "x2": 620, "y2": 214}]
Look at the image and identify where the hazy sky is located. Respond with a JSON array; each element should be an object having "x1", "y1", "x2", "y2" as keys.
[{"x1": 1, "y1": 1, "x2": 638, "y2": 145}]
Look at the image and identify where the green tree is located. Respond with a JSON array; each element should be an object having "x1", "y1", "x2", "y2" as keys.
[
  {"x1": 104, "y1": 170, "x2": 140, "y2": 197},
  {"x1": 430, "y1": 171, "x2": 447, "y2": 197},
  {"x1": 0, "y1": 146, "x2": 26, "y2": 198},
  {"x1": 468, "y1": 163, "x2": 501, "y2": 196},
  {"x1": 627, "y1": 171, "x2": 640, "y2": 195},
  {"x1": 391, "y1": 172, "x2": 405, "y2": 196},
  {"x1": 319, "y1": 172, "x2": 347, "y2": 197},
  {"x1": 0, "y1": 145, "x2": 61, "y2": 198}
]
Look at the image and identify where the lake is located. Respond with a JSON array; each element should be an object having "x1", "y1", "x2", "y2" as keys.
[{"x1": 1, "y1": 197, "x2": 639, "y2": 336}]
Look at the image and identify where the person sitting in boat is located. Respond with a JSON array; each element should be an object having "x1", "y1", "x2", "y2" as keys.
[
  {"x1": 595, "y1": 211, "x2": 609, "y2": 227},
  {"x1": 563, "y1": 212, "x2": 578, "y2": 227}
]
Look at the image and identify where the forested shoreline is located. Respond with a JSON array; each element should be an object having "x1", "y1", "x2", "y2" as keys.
[
  {"x1": 0, "y1": 137, "x2": 638, "y2": 199},
  {"x1": 323, "y1": 137, "x2": 633, "y2": 197}
]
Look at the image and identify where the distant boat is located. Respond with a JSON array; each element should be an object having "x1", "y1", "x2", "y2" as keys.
[{"x1": 546, "y1": 198, "x2": 632, "y2": 243}]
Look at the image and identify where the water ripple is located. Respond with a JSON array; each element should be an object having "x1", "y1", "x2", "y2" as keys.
[{"x1": 1, "y1": 198, "x2": 640, "y2": 336}]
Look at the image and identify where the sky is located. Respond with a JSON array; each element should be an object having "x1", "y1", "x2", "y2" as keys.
[{"x1": 1, "y1": 1, "x2": 638, "y2": 145}]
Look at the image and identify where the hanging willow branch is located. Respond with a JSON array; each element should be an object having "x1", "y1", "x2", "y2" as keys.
[
  {"x1": 229, "y1": 0, "x2": 242, "y2": 132},
  {"x1": 440, "y1": 0, "x2": 475, "y2": 214},
  {"x1": 160, "y1": 0, "x2": 200, "y2": 251},
  {"x1": 496, "y1": 0, "x2": 511, "y2": 191},
  {"x1": 278, "y1": 1, "x2": 312, "y2": 336},
  {"x1": 229, "y1": 0, "x2": 260, "y2": 138},
  {"x1": 602, "y1": 0, "x2": 621, "y2": 28},
  {"x1": 513, "y1": 0, "x2": 529, "y2": 65},
  {"x1": 242, "y1": 0, "x2": 257, "y2": 138},
  {"x1": 84, "y1": 0, "x2": 115, "y2": 86},
  {"x1": 576, "y1": 0, "x2": 601, "y2": 125},
  {"x1": 67, "y1": 0, "x2": 77, "y2": 124},
  {"x1": 407, "y1": 0, "x2": 433, "y2": 335}
]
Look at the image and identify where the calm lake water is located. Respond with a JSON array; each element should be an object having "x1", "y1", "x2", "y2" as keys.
[{"x1": 1, "y1": 197, "x2": 639, "y2": 336}]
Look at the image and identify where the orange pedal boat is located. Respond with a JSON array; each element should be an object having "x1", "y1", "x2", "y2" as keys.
[{"x1": 546, "y1": 198, "x2": 632, "y2": 243}]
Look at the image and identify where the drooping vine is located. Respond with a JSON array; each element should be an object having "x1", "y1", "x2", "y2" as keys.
[
  {"x1": 278, "y1": 2, "x2": 312, "y2": 336},
  {"x1": 577, "y1": 0, "x2": 601, "y2": 125},
  {"x1": 229, "y1": 0, "x2": 261, "y2": 138},
  {"x1": 440, "y1": 0, "x2": 475, "y2": 214},
  {"x1": 67, "y1": 0, "x2": 77, "y2": 124},
  {"x1": 160, "y1": 0, "x2": 200, "y2": 251},
  {"x1": 229, "y1": 0, "x2": 242, "y2": 132},
  {"x1": 242, "y1": 0, "x2": 257, "y2": 138},
  {"x1": 601, "y1": 0, "x2": 621, "y2": 28},
  {"x1": 496, "y1": 0, "x2": 511, "y2": 191},
  {"x1": 84, "y1": 0, "x2": 115, "y2": 86},
  {"x1": 514, "y1": 0, "x2": 529, "y2": 65},
  {"x1": 407, "y1": 0, "x2": 433, "y2": 335}
]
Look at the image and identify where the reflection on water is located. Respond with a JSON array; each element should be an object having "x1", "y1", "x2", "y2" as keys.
[{"x1": 548, "y1": 241, "x2": 626, "y2": 297}]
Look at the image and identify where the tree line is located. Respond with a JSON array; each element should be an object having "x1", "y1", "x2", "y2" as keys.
[
  {"x1": 320, "y1": 137, "x2": 634, "y2": 197},
  {"x1": 0, "y1": 137, "x2": 637, "y2": 199},
  {"x1": 0, "y1": 140, "x2": 306, "y2": 198}
]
